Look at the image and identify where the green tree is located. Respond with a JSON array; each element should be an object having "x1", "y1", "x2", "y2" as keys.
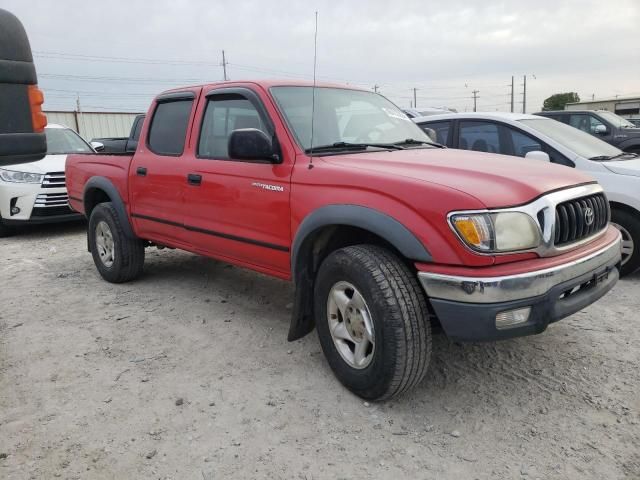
[{"x1": 542, "y1": 92, "x2": 580, "y2": 111}]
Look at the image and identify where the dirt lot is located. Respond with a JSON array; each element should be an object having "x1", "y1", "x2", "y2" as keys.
[{"x1": 1, "y1": 222, "x2": 639, "y2": 479}]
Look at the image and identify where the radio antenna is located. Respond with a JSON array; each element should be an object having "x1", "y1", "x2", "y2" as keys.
[{"x1": 308, "y1": 11, "x2": 318, "y2": 169}]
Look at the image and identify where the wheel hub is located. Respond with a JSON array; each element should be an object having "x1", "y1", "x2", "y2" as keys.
[
  {"x1": 611, "y1": 222, "x2": 635, "y2": 267},
  {"x1": 327, "y1": 281, "x2": 375, "y2": 369},
  {"x1": 95, "y1": 220, "x2": 115, "y2": 268}
]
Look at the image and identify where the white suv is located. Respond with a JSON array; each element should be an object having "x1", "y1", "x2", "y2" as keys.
[
  {"x1": 413, "y1": 112, "x2": 640, "y2": 275},
  {"x1": 0, "y1": 124, "x2": 94, "y2": 236}
]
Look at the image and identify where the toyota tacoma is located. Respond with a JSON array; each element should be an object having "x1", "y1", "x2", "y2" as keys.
[{"x1": 66, "y1": 81, "x2": 622, "y2": 400}]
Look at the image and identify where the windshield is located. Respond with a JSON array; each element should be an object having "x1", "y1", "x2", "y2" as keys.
[
  {"x1": 519, "y1": 118, "x2": 622, "y2": 160},
  {"x1": 596, "y1": 110, "x2": 636, "y2": 128},
  {"x1": 45, "y1": 128, "x2": 93, "y2": 154},
  {"x1": 270, "y1": 86, "x2": 432, "y2": 151}
]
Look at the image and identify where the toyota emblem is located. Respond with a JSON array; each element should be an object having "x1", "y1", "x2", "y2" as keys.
[{"x1": 584, "y1": 207, "x2": 595, "y2": 226}]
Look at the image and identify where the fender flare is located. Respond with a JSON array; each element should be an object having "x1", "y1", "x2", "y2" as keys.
[
  {"x1": 291, "y1": 204, "x2": 432, "y2": 277},
  {"x1": 287, "y1": 204, "x2": 432, "y2": 341},
  {"x1": 83, "y1": 176, "x2": 135, "y2": 239}
]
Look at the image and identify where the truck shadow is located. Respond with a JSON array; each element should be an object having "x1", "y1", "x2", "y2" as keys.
[
  {"x1": 139, "y1": 250, "x2": 589, "y2": 410},
  {"x1": 3, "y1": 220, "x2": 86, "y2": 240}
]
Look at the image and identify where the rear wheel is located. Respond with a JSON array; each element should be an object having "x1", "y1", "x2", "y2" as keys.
[
  {"x1": 611, "y1": 208, "x2": 640, "y2": 276},
  {"x1": 314, "y1": 245, "x2": 431, "y2": 401},
  {"x1": 88, "y1": 202, "x2": 145, "y2": 283}
]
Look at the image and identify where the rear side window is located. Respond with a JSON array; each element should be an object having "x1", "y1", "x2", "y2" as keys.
[
  {"x1": 148, "y1": 100, "x2": 193, "y2": 156},
  {"x1": 132, "y1": 117, "x2": 144, "y2": 141},
  {"x1": 419, "y1": 121, "x2": 451, "y2": 145}
]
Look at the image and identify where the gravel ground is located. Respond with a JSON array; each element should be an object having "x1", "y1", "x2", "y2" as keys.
[{"x1": 1, "y1": 222, "x2": 639, "y2": 480}]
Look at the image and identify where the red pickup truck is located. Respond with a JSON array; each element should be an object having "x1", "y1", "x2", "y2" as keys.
[{"x1": 66, "y1": 80, "x2": 622, "y2": 400}]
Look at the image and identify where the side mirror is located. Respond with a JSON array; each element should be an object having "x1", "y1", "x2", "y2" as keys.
[
  {"x1": 422, "y1": 127, "x2": 438, "y2": 143},
  {"x1": 90, "y1": 141, "x2": 105, "y2": 152},
  {"x1": 125, "y1": 140, "x2": 138, "y2": 153},
  {"x1": 228, "y1": 128, "x2": 279, "y2": 162},
  {"x1": 594, "y1": 124, "x2": 608, "y2": 135},
  {"x1": 525, "y1": 151, "x2": 550, "y2": 162}
]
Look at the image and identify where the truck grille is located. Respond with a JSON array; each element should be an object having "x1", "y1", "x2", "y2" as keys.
[
  {"x1": 554, "y1": 193, "x2": 609, "y2": 246},
  {"x1": 41, "y1": 171, "x2": 66, "y2": 188}
]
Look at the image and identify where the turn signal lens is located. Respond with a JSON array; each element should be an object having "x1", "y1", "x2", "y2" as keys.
[
  {"x1": 451, "y1": 214, "x2": 493, "y2": 251},
  {"x1": 28, "y1": 85, "x2": 47, "y2": 133}
]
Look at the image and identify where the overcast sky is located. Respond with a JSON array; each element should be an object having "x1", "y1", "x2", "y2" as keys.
[{"x1": 5, "y1": 0, "x2": 640, "y2": 113}]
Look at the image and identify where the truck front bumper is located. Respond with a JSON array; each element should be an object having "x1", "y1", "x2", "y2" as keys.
[{"x1": 418, "y1": 232, "x2": 622, "y2": 342}]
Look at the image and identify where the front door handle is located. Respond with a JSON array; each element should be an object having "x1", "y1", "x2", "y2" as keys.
[
  {"x1": 187, "y1": 173, "x2": 202, "y2": 186},
  {"x1": 136, "y1": 166, "x2": 147, "y2": 176}
]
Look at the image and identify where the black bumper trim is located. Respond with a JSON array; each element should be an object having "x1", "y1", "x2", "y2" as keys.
[{"x1": 430, "y1": 261, "x2": 620, "y2": 342}]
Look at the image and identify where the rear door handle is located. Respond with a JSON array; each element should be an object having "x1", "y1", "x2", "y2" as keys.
[
  {"x1": 187, "y1": 173, "x2": 202, "y2": 186},
  {"x1": 136, "y1": 167, "x2": 147, "y2": 176}
]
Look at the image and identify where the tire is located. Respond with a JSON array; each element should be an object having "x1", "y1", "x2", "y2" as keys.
[
  {"x1": 611, "y1": 208, "x2": 640, "y2": 276},
  {"x1": 0, "y1": 218, "x2": 13, "y2": 238},
  {"x1": 314, "y1": 245, "x2": 431, "y2": 401},
  {"x1": 88, "y1": 202, "x2": 145, "y2": 283}
]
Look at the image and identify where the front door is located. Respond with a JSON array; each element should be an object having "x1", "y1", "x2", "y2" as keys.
[{"x1": 182, "y1": 87, "x2": 292, "y2": 276}]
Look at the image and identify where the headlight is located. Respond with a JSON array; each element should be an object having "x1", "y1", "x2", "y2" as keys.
[
  {"x1": 450, "y1": 212, "x2": 541, "y2": 253},
  {"x1": 0, "y1": 169, "x2": 44, "y2": 184}
]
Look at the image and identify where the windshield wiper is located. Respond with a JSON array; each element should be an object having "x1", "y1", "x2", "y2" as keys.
[
  {"x1": 394, "y1": 138, "x2": 445, "y2": 149},
  {"x1": 590, "y1": 151, "x2": 638, "y2": 161},
  {"x1": 305, "y1": 142, "x2": 405, "y2": 154}
]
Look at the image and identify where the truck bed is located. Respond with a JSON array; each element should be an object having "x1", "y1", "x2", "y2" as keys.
[{"x1": 65, "y1": 153, "x2": 133, "y2": 215}]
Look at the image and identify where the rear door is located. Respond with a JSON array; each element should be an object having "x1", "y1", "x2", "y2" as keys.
[
  {"x1": 182, "y1": 86, "x2": 293, "y2": 276},
  {"x1": 129, "y1": 91, "x2": 198, "y2": 247}
]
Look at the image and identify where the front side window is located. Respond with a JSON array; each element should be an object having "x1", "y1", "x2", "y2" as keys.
[
  {"x1": 504, "y1": 127, "x2": 543, "y2": 156},
  {"x1": 588, "y1": 115, "x2": 606, "y2": 134},
  {"x1": 198, "y1": 95, "x2": 268, "y2": 159},
  {"x1": 45, "y1": 128, "x2": 92, "y2": 154},
  {"x1": 148, "y1": 99, "x2": 193, "y2": 156},
  {"x1": 270, "y1": 86, "x2": 431, "y2": 151},
  {"x1": 458, "y1": 121, "x2": 500, "y2": 153}
]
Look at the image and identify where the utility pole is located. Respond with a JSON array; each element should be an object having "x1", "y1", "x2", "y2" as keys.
[
  {"x1": 373, "y1": 84, "x2": 379, "y2": 93},
  {"x1": 221, "y1": 50, "x2": 228, "y2": 81},
  {"x1": 76, "y1": 93, "x2": 82, "y2": 137},
  {"x1": 510, "y1": 76, "x2": 515, "y2": 113},
  {"x1": 523, "y1": 75, "x2": 527, "y2": 113},
  {"x1": 472, "y1": 90, "x2": 479, "y2": 112},
  {"x1": 413, "y1": 88, "x2": 417, "y2": 109}
]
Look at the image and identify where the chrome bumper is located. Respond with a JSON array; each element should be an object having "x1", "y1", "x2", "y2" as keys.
[{"x1": 418, "y1": 232, "x2": 622, "y2": 304}]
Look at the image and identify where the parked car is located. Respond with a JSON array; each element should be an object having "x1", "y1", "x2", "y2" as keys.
[
  {"x1": 66, "y1": 81, "x2": 621, "y2": 400},
  {"x1": 628, "y1": 118, "x2": 640, "y2": 128},
  {"x1": 91, "y1": 114, "x2": 145, "y2": 154},
  {"x1": 0, "y1": 124, "x2": 91, "y2": 236},
  {"x1": 535, "y1": 110, "x2": 640, "y2": 154},
  {"x1": 403, "y1": 107, "x2": 453, "y2": 118},
  {"x1": 413, "y1": 112, "x2": 640, "y2": 275}
]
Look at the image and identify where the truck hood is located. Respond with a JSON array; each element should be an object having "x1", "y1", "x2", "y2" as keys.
[
  {"x1": 323, "y1": 148, "x2": 595, "y2": 208},
  {"x1": 2, "y1": 154, "x2": 67, "y2": 174},
  {"x1": 603, "y1": 158, "x2": 640, "y2": 177}
]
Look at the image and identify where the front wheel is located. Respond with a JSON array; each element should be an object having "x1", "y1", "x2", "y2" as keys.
[
  {"x1": 0, "y1": 218, "x2": 14, "y2": 238},
  {"x1": 88, "y1": 202, "x2": 145, "y2": 283},
  {"x1": 314, "y1": 245, "x2": 431, "y2": 401},
  {"x1": 611, "y1": 208, "x2": 640, "y2": 276}
]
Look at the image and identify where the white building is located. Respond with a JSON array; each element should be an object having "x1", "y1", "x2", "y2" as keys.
[
  {"x1": 44, "y1": 111, "x2": 144, "y2": 141},
  {"x1": 565, "y1": 96, "x2": 640, "y2": 120}
]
